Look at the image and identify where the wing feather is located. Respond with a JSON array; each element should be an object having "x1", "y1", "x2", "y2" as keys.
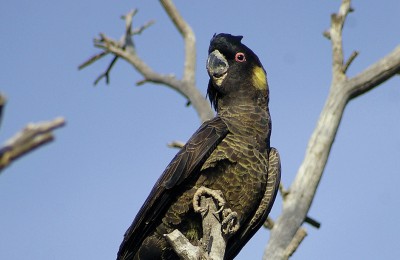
[{"x1": 117, "y1": 116, "x2": 228, "y2": 259}]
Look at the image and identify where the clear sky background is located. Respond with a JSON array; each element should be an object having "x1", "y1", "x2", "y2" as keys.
[{"x1": 1, "y1": 1, "x2": 400, "y2": 259}]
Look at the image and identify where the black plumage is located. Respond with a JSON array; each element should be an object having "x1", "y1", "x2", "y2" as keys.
[{"x1": 117, "y1": 33, "x2": 281, "y2": 260}]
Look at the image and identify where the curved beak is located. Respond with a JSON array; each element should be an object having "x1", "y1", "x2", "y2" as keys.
[{"x1": 207, "y1": 50, "x2": 228, "y2": 86}]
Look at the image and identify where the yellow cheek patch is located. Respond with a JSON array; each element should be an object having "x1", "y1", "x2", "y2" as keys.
[{"x1": 252, "y1": 66, "x2": 267, "y2": 90}]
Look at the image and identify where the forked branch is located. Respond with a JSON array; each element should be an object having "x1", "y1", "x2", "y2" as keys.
[
  {"x1": 79, "y1": 1, "x2": 213, "y2": 122},
  {"x1": 165, "y1": 186, "x2": 238, "y2": 260},
  {"x1": 263, "y1": 0, "x2": 400, "y2": 259}
]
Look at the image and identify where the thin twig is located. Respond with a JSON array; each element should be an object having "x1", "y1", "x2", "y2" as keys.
[
  {"x1": 131, "y1": 20, "x2": 155, "y2": 35},
  {"x1": 122, "y1": 9, "x2": 138, "y2": 33},
  {"x1": 342, "y1": 50, "x2": 359, "y2": 73},
  {"x1": 304, "y1": 216, "x2": 321, "y2": 229},
  {"x1": 78, "y1": 51, "x2": 109, "y2": 70},
  {"x1": 94, "y1": 56, "x2": 119, "y2": 85}
]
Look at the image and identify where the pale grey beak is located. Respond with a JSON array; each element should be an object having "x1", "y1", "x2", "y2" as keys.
[{"x1": 207, "y1": 50, "x2": 228, "y2": 80}]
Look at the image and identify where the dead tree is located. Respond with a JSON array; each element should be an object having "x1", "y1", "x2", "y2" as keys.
[
  {"x1": 80, "y1": 0, "x2": 400, "y2": 258},
  {"x1": 263, "y1": 1, "x2": 400, "y2": 258}
]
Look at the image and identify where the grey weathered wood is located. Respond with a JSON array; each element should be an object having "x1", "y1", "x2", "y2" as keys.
[{"x1": 263, "y1": 0, "x2": 400, "y2": 259}]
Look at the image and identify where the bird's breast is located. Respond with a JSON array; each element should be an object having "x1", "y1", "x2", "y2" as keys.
[{"x1": 198, "y1": 134, "x2": 269, "y2": 221}]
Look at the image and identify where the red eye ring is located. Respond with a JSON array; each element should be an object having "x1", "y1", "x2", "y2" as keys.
[{"x1": 235, "y1": 52, "x2": 246, "y2": 62}]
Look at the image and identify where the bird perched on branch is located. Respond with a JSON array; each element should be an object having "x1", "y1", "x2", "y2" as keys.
[{"x1": 117, "y1": 33, "x2": 281, "y2": 260}]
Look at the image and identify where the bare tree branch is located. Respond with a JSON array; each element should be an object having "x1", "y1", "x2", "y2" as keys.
[
  {"x1": 342, "y1": 50, "x2": 359, "y2": 73},
  {"x1": 304, "y1": 216, "x2": 321, "y2": 229},
  {"x1": 94, "y1": 55, "x2": 119, "y2": 85},
  {"x1": 165, "y1": 230, "x2": 204, "y2": 260},
  {"x1": 263, "y1": 0, "x2": 400, "y2": 258},
  {"x1": 0, "y1": 117, "x2": 65, "y2": 173},
  {"x1": 283, "y1": 228, "x2": 307, "y2": 259},
  {"x1": 330, "y1": 0, "x2": 352, "y2": 79},
  {"x1": 348, "y1": 45, "x2": 400, "y2": 99},
  {"x1": 165, "y1": 187, "x2": 238, "y2": 260},
  {"x1": 78, "y1": 51, "x2": 109, "y2": 71},
  {"x1": 80, "y1": 3, "x2": 214, "y2": 122},
  {"x1": 159, "y1": 0, "x2": 196, "y2": 87}
]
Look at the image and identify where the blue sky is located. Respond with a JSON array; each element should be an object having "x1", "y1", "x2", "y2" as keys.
[{"x1": 1, "y1": 1, "x2": 399, "y2": 259}]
